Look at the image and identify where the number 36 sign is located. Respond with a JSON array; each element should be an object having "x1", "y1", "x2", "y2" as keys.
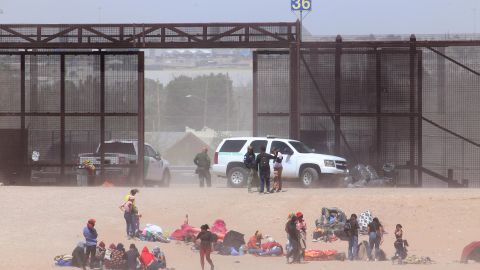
[{"x1": 291, "y1": 0, "x2": 312, "y2": 11}]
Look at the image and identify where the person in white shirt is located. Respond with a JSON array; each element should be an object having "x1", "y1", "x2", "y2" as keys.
[{"x1": 272, "y1": 148, "x2": 284, "y2": 192}]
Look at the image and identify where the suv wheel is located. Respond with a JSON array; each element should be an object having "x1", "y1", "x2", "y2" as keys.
[
  {"x1": 300, "y1": 167, "x2": 319, "y2": 188},
  {"x1": 227, "y1": 167, "x2": 247, "y2": 188}
]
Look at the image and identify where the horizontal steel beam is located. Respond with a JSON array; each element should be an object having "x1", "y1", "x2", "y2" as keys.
[{"x1": 0, "y1": 23, "x2": 298, "y2": 49}]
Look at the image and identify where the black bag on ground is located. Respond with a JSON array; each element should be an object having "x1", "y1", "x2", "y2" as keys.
[{"x1": 222, "y1": 230, "x2": 245, "y2": 251}]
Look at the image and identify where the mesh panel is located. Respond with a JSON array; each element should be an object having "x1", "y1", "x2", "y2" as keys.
[
  {"x1": 340, "y1": 50, "x2": 376, "y2": 113},
  {"x1": 65, "y1": 55, "x2": 101, "y2": 113},
  {"x1": 25, "y1": 55, "x2": 61, "y2": 113},
  {"x1": 300, "y1": 49, "x2": 335, "y2": 113},
  {"x1": 0, "y1": 55, "x2": 21, "y2": 112},
  {"x1": 105, "y1": 55, "x2": 138, "y2": 113},
  {"x1": 26, "y1": 116, "x2": 61, "y2": 164},
  {"x1": 256, "y1": 53, "x2": 289, "y2": 114},
  {"x1": 300, "y1": 116, "x2": 335, "y2": 154},
  {"x1": 257, "y1": 116, "x2": 289, "y2": 138},
  {"x1": 422, "y1": 46, "x2": 480, "y2": 187},
  {"x1": 340, "y1": 117, "x2": 377, "y2": 165},
  {"x1": 65, "y1": 117, "x2": 101, "y2": 164}
]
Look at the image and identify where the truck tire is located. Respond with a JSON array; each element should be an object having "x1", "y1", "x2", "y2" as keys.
[
  {"x1": 227, "y1": 167, "x2": 248, "y2": 188},
  {"x1": 161, "y1": 170, "x2": 171, "y2": 187},
  {"x1": 300, "y1": 167, "x2": 319, "y2": 188}
]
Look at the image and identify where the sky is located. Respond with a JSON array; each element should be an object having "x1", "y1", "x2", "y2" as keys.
[{"x1": 0, "y1": 0, "x2": 479, "y2": 35}]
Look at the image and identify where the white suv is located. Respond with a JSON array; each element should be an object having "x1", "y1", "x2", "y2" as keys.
[{"x1": 212, "y1": 136, "x2": 348, "y2": 188}]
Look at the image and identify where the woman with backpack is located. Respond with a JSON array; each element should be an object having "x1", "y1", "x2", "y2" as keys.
[
  {"x1": 272, "y1": 148, "x2": 284, "y2": 192},
  {"x1": 367, "y1": 217, "x2": 384, "y2": 261}
]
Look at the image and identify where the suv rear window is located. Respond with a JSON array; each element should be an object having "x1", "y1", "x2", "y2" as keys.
[
  {"x1": 250, "y1": 140, "x2": 268, "y2": 153},
  {"x1": 219, "y1": 140, "x2": 247, "y2": 152},
  {"x1": 98, "y1": 142, "x2": 136, "y2": 155}
]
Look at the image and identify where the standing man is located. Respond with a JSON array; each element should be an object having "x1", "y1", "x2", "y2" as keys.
[
  {"x1": 243, "y1": 146, "x2": 257, "y2": 193},
  {"x1": 345, "y1": 214, "x2": 360, "y2": 261},
  {"x1": 255, "y1": 145, "x2": 276, "y2": 194},
  {"x1": 194, "y1": 147, "x2": 212, "y2": 187},
  {"x1": 83, "y1": 219, "x2": 98, "y2": 269}
]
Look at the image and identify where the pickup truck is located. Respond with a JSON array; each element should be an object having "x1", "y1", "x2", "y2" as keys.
[{"x1": 79, "y1": 140, "x2": 170, "y2": 187}]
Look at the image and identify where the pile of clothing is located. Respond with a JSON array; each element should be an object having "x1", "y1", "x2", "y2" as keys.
[
  {"x1": 54, "y1": 255, "x2": 73, "y2": 267},
  {"x1": 313, "y1": 207, "x2": 348, "y2": 241},
  {"x1": 404, "y1": 255, "x2": 434, "y2": 264},
  {"x1": 346, "y1": 164, "x2": 394, "y2": 188},
  {"x1": 139, "y1": 224, "x2": 170, "y2": 243},
  {"x1": 303, "y1": 249, "x2": 345, "y2": 261}
]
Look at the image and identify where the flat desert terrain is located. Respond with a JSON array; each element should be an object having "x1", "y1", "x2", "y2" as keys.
[{"x1": 1, "y1": 183, "x2": 479, "y2": 270}]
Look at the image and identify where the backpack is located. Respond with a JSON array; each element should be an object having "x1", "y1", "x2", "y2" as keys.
[
  {"x1": 344, "y1": 221, "x2": 352, "y2": 236},
  {"x1": 260, "y1": 154, "x2": 270, "y2": 168}
]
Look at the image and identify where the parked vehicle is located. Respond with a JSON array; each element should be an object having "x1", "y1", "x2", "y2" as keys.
[
  {"x1": 212, "y1": 136, "x2": 348, "y2": 188},
  {"x1": 78, "y1": 140, "x2": 170, "y2": 187}
]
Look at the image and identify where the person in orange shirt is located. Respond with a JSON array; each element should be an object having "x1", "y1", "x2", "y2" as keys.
[{"x1": 247, "y1": 231, "x2": 263, "y2": 254}]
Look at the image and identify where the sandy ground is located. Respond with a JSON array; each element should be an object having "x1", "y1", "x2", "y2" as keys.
[{"x1": 1, "y1": 182, "x2": 480, "y2": 270}]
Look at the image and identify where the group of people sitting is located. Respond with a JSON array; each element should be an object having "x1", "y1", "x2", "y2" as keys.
[{"x1": 72, "y1": 241, "x2": 166, "y2": 270}]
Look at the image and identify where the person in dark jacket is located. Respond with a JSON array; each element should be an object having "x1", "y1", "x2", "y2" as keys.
[
  {"x1": 83, "y1": 219, "x2": 98, "y2": 269},
  {"x1": 126, "y1": 243, "x2": 140, "y2": 270},
  {"x1": 345, "y1": 214, "x2": 360, "y2": 261},
  {"x1": 285, "y1": 214, "x2": 300, "y2": 264},
  {"x1": 72, "y1": 241, "x2": 87, "y2": 270},
  {"x1": 255, "y1": 145, "x2": 276, "y2": 194},
  {"x1": 194, "y1": 147, "x2": 212, "y2": 187},
  {"x1": 243, "y1": 146, "x2": 257, "y2": 193}
]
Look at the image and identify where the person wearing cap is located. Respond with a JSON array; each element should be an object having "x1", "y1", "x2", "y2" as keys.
[
  {"x1": 196, "y1": 224, "x2": 216, "y2": 270},
  {"x1": 120, "y1": 195, "x2": 135, "y2": 237},
  {"x1": 295, "y1": 212, "x2": 307, "y2": 261},
  {"x1": 83, "y1": 219, "x2": 98, "y2": 269},
  {"x1": 194, "y1": 147, "x2": 212, "y2": 188}
]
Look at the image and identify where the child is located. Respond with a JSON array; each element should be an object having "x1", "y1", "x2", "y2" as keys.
[
  {"x1": 391, "y1": 224, "x2": 409, "y2": 264},
  {"x1": 196, "y1": 224, "x2": 216, "y2": 270}
]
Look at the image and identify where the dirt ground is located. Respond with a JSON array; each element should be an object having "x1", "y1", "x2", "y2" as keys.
[{"x1": 1, "y1": 185, "x2": 479, "y2": 270}]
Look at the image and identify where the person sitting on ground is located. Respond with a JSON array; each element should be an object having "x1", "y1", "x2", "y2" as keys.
[
  {"x1": 103, "y1": 243, "x2": 116, "y2": 269},
  {"x1": 94, "y1": 241, "x2": 106, "y2": 269},
  {"x1": 151, "y1": 246, "x2": 167, "y2": 269},
  {"x1": 247, "y1": 231, "x2": 263, "y2": 254},
  {"x1": 196, "y1": 224, "x2": 216, "y2": 270},
  {"x1": 258, "y1": 237, "x2": 283, "y2": 256},
  {"x1": 126, "y1": 243, "x2": 140, "y2": 270},
  {"x1": 140, "y1": 246, "x2": 160, "y2": 270},
  {"x1": 392, "y1": 224, "x2": 409, "y2": 264},
  {"x1": 72, "y1": 241, "x2": 87, "y2": 270},
  {"x1": 83, "y1": 219, "x2": 98, "y2": 269},
  {"x1": 108, "y1": 243, "x2": 127, "y2": 270}
]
